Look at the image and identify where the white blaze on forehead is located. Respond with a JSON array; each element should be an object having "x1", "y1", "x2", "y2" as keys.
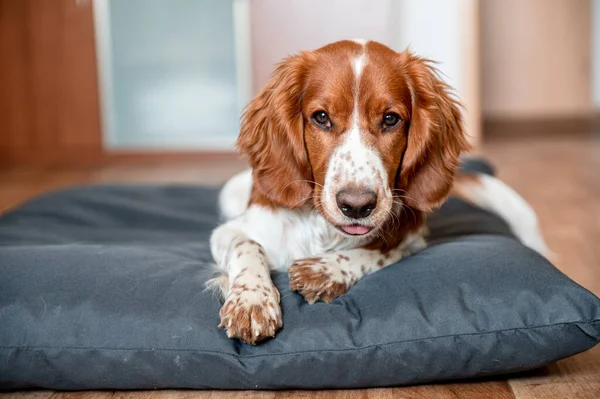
[
  {"x1": 351, "y1": 50, "x2": 366, "y2": 132},
  {"x1": 348, "y1": 45, "x2": 367, "y2": 160},
  {"x1": 322, "y1": 44, "x2": 390, "y2": 214},
  {"x1": 352, "y1": 54, "x2": 366, "y2": 80},
  {"x1": 351, "y1": 38, "x2": 368, "y2": 46},
  {"x1": 344, "y1": 50, "x2": 367, "y2": 180}
]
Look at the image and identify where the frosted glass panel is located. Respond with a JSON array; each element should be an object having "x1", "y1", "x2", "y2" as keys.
[{"x1": 99, "y1": 0, "x2": 239, "y2": 149}]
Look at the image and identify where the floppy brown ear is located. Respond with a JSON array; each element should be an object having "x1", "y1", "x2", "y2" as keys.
[
  {"x1": 397, "y1": 51, "x2": 471, "y2": 212},
  {"x1": 237, "y1": 53, "x2": 314, "y2": 208}
]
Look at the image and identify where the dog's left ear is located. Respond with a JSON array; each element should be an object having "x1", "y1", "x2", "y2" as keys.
[{"x1": 396, "y1": 51, "x2": 471, "y2": 212}]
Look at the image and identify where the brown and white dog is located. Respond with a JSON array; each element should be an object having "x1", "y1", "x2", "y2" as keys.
[{"x1": 208, "y1": 40, "x2": 549, "y2": 345}]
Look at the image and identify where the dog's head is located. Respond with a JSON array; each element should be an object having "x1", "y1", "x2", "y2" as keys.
[{"x1": 238, "y1": 40, "x2": 469, "y2": 238}]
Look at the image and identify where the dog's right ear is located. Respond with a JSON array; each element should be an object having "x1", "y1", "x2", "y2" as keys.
[{"x1": 237, "y1": 52, "x2": 315, "y2": 208}]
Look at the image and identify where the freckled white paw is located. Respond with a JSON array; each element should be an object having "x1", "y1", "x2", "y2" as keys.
[
  {"x1": 218, "y1": 281, "x2": 282, "y2": 345},
  {"x1": 288, "y1": 255, "x2": 357, "y2": 304}
]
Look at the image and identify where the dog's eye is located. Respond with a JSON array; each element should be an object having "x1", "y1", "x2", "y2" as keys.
[
  {"x1": 383, "y1": 113, "x2": 401, "y2": 129},
  {"x1": 312, "y1": 111, "x2": 331, "y2": 129}
]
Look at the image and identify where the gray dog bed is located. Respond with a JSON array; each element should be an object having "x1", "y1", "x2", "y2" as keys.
[{"x1": 1, "y1": 159, "x2": 599, "y2": 390}]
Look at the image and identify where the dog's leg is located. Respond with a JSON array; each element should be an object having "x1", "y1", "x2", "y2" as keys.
[
  {"x1": 208, "y1": 223, "x2": 282, "y2": 344},
  {"x1": 289, "y1": 234, "x2": 425, "y2": 304},
  {"x1": 452, "y1": 172, "x2": 552, "y2": 258}
]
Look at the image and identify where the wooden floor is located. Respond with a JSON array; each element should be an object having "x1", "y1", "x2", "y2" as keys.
[{"x1": 1, "y1": 132, "x2": 599, "y2": 398}]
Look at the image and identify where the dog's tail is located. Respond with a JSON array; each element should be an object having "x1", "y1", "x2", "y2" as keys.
[
  {"x1": 451, "y1": 172, "x2": 552, "y2": 258},
  {"x1": 219, "y1": 169, "x2": 253, "y2": 221}
]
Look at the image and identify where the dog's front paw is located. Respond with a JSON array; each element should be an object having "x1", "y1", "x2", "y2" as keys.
[
  {"x1": 218, "y1": 281, "x2": 282, "y2": 345},
  {"x1": 289, "y1": 255, "x2": 357, "y2": 304}
]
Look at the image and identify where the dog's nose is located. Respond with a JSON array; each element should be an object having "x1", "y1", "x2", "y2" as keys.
[{"x1": 336, "y1": 189, "x2": 378, "y2": 219}]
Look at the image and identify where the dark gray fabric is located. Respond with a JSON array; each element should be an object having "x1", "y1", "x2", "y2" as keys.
[{"x1": 0, "y1": 159, "x2": 599, "y2": 390}]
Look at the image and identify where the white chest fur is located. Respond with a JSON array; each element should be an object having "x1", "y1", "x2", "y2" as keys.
[
  {"x1": 222, "y1": 205, "x2": 368, "y2": 270},
  {"x1": 213, "y1": 169, "x2": 369, "y2": 269}
]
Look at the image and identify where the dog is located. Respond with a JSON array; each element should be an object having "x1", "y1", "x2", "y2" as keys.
[{"x1": 207, "y1": 40, "x2": 549, "y2": 345}]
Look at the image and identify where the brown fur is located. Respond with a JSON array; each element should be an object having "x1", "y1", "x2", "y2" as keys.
[
  {"x1": 396, "y1": 51, "x2": 471, "y2": 212},
  {"x1": 237, "y1": 40, "x2": 469, "y2": 250},
  {"x1": 289, "y1": 258, "x2": 355, "y2": 304},
  {"x1": 237, "y1": 52, "x2": 316, "y2": 209}
]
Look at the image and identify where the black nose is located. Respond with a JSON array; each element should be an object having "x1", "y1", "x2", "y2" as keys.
[{"x1": 336, "y1": 189, "x2": 378, "y2": 219}]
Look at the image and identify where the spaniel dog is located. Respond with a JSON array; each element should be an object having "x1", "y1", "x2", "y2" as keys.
[{"x1": 208, "y1": 40, "x2": 549, "y2": 345}]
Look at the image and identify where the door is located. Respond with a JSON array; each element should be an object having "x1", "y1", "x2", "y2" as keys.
[{"x1": 94, "y1": 0, "x2": 248, "y2": 150}]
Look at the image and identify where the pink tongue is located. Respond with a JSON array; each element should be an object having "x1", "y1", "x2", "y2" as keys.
[{"x1": 342, "y1": 224, "x2": 372, "y2": 235}]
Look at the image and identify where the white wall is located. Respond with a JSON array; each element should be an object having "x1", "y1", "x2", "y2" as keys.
[
  {"x1": 392, "y1": 0, "x2": 479, "y2": 143},
  {"x1": 393, "y1": 0, "x2": 464, "y2": 97},
  {"x1": 481, "y1": 0, "x2": 593, "y2": 119},
  {"x1": 250, "y1": 0, "x2": 396, "y2": 93},
  {"x1": 250, "y1": 0, "x2": 466, "y2": 95}
]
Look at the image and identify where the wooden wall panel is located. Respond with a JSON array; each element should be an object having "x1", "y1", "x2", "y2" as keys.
[
  {"x1": 0, "y1": 1, "x2": 32, "y2": 152},
  {"x1": 59, "y1": 0, "x2": 102, "y2": 148},
  {"x1": 0, "y1": 0, "x2": 102, "y2": 166},
  {"x1": 461, "y1": 0, "x2": 481, "y2": 147},
  {"x1": 481, "y1": 0, "x2": 594, "y2": 120},
  {"x1": 28, "y1": 0, "x2": 61, "y2": 151}
]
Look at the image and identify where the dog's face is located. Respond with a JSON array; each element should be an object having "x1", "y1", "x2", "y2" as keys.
[
  {"x1": 239, "y1": 40, "x2": 469, "y2": 238},
  {"x1": 302, "y1": 41, "x2": 413, "y2": 236}
]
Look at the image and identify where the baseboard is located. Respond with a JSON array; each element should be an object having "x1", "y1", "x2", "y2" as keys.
[
  {"x1": 483, "y1": 116, "x2": 600, "y2": 139},
  {"x1": 0, "y1": 148, "x2": 240, "y2": 168}
]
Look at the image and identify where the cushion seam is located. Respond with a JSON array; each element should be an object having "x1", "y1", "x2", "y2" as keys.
[{"x1": 1, "y1": 319, "x2": 599, "y2": 359}]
